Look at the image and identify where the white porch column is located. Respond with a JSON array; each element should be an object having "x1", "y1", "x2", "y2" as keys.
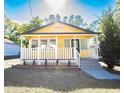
[
  {"x1": 38, "y1": 36, "x2": 40, "y2": 59},
  {"x1": 87, "y1": 38, "x2": 91, "y2": 58},
  {"x1": 38, "y1": 36, "x2": 40, "y2": 48},
  {"x1": 74, "y1": 35, "x2": 76, "y2": 58},
  {"x1": 55, "y1": 35, "x2": 58, "y2": 59},
  {"x1": 74, "y1": 35, "x2": 76, "y2": 48},
  {"x1": 20, "y1": 36, "x2": 23, "y2": 59},
  {"x1": 29, "y1": 39, "x2": 32, "y2": 48}
]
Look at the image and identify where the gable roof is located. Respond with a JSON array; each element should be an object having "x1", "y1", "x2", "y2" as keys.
[{"x1": 21, "y1": 21, "x2": 100, "y2": 35}]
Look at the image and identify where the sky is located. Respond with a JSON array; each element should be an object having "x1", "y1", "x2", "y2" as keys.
[{"x1": 4, "y1": 0, "x2": 116, "y2": 25}]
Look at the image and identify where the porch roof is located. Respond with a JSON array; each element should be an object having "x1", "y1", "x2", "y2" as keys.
[{"x1": 21, "y1": 21, "x2": 100, "y2": 35}]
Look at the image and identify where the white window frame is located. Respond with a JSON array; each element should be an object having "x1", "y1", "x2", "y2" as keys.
[
  {"x1": 31, "y1": 38, "x2": 57, "y2": 48},
  {"x1": 31, "y1": 38, "x2": 38, "y2": 48}
]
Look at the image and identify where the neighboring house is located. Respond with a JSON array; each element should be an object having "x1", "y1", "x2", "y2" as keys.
[
  {"x1": 4, "y1": 38, "x2": 20, "y2": 58},
  {"x1": 20, "y1": 21, "x2": 99, "y2": 67}
]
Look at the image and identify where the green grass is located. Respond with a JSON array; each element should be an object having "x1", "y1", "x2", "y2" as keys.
[{"x1": 4, "y1": 59, "x2": 120, "y2": 93}]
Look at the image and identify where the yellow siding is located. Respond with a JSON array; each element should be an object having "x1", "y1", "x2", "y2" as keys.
[
  {"x1": 57, "y1": 37, "x2": 64, "y2": 48},
  {"x1": 32, "y1": 22, "x2": 88, "y2": 33},
  {"x1": 22, "y1": 22, "x2": 97, "y2": 58},
  {"x1": 24, "y1": 35, "x2": 94, "y2": 58},
  {"x1": 80, "y1": 50, "x2": 89, "y2": 58}
]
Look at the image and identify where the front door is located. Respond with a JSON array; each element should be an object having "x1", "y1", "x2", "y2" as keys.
[{"x1": 71, "y1": 39, "x2": 80, "y2": 53}]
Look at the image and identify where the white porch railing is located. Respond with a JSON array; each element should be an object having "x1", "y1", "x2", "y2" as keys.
[
  {"x1": 21, "y1": 48, "x2": 75, "y2": 60},
  {"x1": 74, "y1": 48, "x2": 80, "y2": 67},
  {"x1": 21, "y1": 48, "x2": 80, "y2": 67}
]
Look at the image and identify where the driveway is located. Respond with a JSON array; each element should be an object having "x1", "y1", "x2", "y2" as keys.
[{"x1": 80, "y1": 58, "x2": 120, "y2": 79}]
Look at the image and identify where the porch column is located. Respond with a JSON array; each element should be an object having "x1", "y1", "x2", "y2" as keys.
[
  {"x1": 38, "y1": 36, "x2": 40, "y2": 59},
  {"x1": 74, "y1": 35, "x2": 76, "y2": 58},
  {"x1": 74, "y1": 35, "x2": 76, "y2": 48},
  {"x1": 38, "y1": 36, "x2": 40, "y2": 48},
  {"x1": 87, "y1": 38, "x2": 91, "y2": 57},
  {"x1": 29, "y1": 39, "x2": 32, "y2": 48},
  {"x1": 55, "y1": 35, "x2": 58, "y2": 59},
  {"x1": 20, "y1": 36, "x2": 23, "y2": 59}
]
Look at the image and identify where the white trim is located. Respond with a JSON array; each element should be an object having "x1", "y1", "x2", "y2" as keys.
[
  {"x1": 79, "y1": 39, "x2": 81, "y2": 51},
  {"x1": 31, "y1": 38, "x2": 57, "y2": 48},
  {"x1": 21, "y1": 34, "x2": 96, "y2": 37},
  {"x1": 55, "y1": 35, "x2": 57, "y2": 59},
  {"x1": 56, "y1": 35, "x2": 58, "y2": 48},
  {"x1": 29, "y1": 39, "x2": 31, "y2": 48},
  {"x1": 20, "y1": 36, "x2": 22, "y2": 59}
]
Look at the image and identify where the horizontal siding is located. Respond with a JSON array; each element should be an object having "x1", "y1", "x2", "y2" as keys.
[{"x1": 4, "y1": 43, "x2": 20, "y2": 56}]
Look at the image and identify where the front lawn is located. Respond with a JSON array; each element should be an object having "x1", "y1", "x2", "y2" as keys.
[{"x1": 4, "y1": 59, "x2": 120, "y2": 93}]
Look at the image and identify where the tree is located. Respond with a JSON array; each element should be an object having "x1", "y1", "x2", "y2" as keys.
[
  {"x1": 29, "y1": 16, "x2": 44, "y2": 29},
  {"x1": 56, "y1": 14, "x2": 61, "y2": 21},
  {"x1": 4, "y1": 16, "x2": 20, "y2": 43},
  {"x1": 68, "y1": 15, "x2": 74, "y2": 25},
  {"x1": 48, "y1": 15, "x2": 56, "y2": 23},
  {"x1": 4, "y1": 16, "x2": 44, "y2": 47},
  {"x1": 63, "y1": 16, "x2": 68, "y2": 23},
  {"x1": 114, "y1": 0, "x2": 120, "y2": 27},
  {"x1": 99, "y1": 8, "x2": 120, "y2": 69},
  {"x1": 73, "y1": 15, "x2": 83, "y2": 27},
  {"x1": 89, "y1": 20, "x2": 100, "y2": 32},
  {"x1": 18, "y1": 16, "x2": 43, "y2": 47}
]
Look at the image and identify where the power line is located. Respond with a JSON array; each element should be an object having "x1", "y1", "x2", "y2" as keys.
[{"x1": 27, "y1": 0, "x2": 33, "y2": 19}]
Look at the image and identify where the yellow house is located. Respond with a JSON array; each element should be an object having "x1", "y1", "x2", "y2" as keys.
[{"x1": 20, "y1": 21, "x2": 99, "y2": 67}]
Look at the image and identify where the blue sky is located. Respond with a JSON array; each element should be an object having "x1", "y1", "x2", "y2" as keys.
[{"x1": 5, "y1": 0, "x2": 116, "y2": 24}]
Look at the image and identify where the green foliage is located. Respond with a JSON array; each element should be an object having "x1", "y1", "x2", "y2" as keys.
[
  {"x1": 56, "y1": 14, "x2": 61, "y2": 21},
  {"x1": 4, "y1": 16, "x2": 44, "y2": 47},
  {"x1": 22, "y1": 39, "x2": 29, "y2": 48},
  {"x1": 73, "y1": 15, "x2": 83, "y2": 27},
  {"x1": 99, "y1": 7, "x2": 120, "y2": 69},
  {"x1": 29, "y1": 16, "x2": 43, "y2": 29},
  {"x1": 48, "y1": 15, "x2": 56, "y2": 23},
  {"x1": 114, "y1": 0, "x2": 120, "y2": 27},
  {"x1": 89, "y1": 20, "x2": 100, "y2": 32},
  {"x1": 68, "y1": 15, "x2": 87, "y2": 27},
  {"x1": 69, "y1": 15, "x2": 75, "y2": 25},
  {"x1": 63, "y1": 16, "x2": 68, "y2": 23},
  {"x1": 4, "y1": 16, "x2": 20, "y2": 44}
]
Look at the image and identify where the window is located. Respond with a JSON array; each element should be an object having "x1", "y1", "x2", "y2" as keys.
[
  {"x1": 40, "y1": 40, "x2": 47, "y2": 48},
  {"x1": 64, "y1": 39, "x2": 71, "y2": 47},
  {"x1": 50, "y1": 39, "x2": 56, "y2": 48},
  {"x1": 32, "y1": 39, "x2": 38, "y2": 48},
  {"x1": 80, "y1": 39, "x2": 87, "y2": 50}
]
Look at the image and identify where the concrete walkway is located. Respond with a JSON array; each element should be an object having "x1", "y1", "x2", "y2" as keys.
[{"x1": 80, "y1": 58, "x2": 120, "y2": 80}]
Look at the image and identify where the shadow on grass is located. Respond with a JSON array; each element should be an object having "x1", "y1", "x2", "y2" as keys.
[
  {"x1": 4, "y1": 67, "x2": 120, "y2": 92},
  {"x1": 103, "y1": 67, "x2": 120, "y2": 75}
]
